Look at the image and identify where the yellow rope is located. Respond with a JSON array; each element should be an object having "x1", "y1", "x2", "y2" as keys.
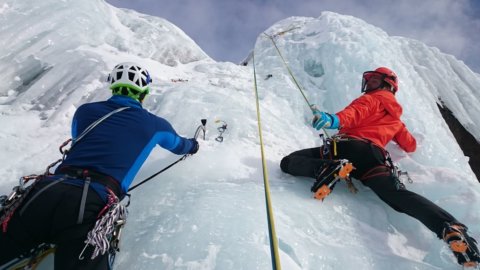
[
  {"x1": 265, "y1": 32, "x2": 330, "y2": 138},
  {"x1": 252, "y1": 52, "x2": 282, "y2": 270},
  {"x1": 264, "y1": 33, "x2": 313, "y2": 110}
]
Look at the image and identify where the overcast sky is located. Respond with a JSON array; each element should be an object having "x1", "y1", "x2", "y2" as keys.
[{"x1": 106, "y1": 0, "x2": 480, "y2": 73}]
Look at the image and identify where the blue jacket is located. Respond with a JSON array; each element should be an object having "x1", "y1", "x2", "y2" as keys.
[{"x1": 55, "y1": 95, "x2": 196, "y2": 199}]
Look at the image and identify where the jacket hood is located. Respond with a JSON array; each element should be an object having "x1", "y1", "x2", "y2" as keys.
[{"x1": 367, "y1": 90, "x2": 403, "y2": 118}]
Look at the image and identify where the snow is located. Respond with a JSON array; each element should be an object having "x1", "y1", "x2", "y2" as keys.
[{"x1": 1, "y1": 1, "x2": 480, "y2": 269}]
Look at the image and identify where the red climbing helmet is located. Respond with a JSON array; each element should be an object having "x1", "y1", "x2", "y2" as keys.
[{"x1": 361, "y1": 67, "x2": 398, "y2": 94}]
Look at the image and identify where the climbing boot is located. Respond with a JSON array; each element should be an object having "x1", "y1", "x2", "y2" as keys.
[
  {"x1": 443, "y1": 223, "x2": 480, "y2": 268},
  {"x1": 311, "y1": 159, "x2": 354, "y2": 201}
]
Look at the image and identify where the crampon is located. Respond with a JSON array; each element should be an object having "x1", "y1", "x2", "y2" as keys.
[
  {"x1": 311, "y1": 159, "x2": 355, "y2": 201},
  {"x1": 443, "y1": 223, "x2": 480, "y2": 268}
]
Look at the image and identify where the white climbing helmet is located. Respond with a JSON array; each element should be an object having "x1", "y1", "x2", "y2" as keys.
[{"x1": 107, "y1": 62, "x2": 152, "y2": 101}]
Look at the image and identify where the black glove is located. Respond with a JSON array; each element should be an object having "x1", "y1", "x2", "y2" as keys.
[{"x1": 189, "y1": 138, "x2": 199, "y2": 154}]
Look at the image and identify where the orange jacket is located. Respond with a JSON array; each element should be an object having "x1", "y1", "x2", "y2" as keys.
[{"x1": 335, "y1": 90, "x2": 416, "y2": 152}]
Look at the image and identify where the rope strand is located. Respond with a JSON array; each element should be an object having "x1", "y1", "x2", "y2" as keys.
[
  {"x1": 264, "y1": 32, "x2": 330, "y2": 138},
  {"x1": 79, "y1": 191, "x2": 127, "y2": 260},
  {"x1": 252, "y1": 51, "x2": 282, "y2": 270},
  {"x1": 264, "y1": 33, "x2": 314, "y2": 110}
]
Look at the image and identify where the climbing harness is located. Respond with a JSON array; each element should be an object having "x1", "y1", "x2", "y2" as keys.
[
  {"x1": 1, "y1": 106, "x2": 206, "y2": 268},
  {"x1": 388, "y1": 154, "x2": 413, "y2": 190},
  {"x1": 78, "y1": 119, "x2": 207, "y2": 267},
  {"x1": 215, "y1": 120, "x2": 228, "y2": 142},
  {"x1": 252, "y1": 51, "x2": 282, "y2": 270},
  {"x1": 0, "y1": 106, "x2": 130, "y2": 268},
  {"x1": 360, "y1": 140, "x2": 413, "y2": 189},
  {"x1": 319, "y1": 134, "x2": 413, "y2": 189}
]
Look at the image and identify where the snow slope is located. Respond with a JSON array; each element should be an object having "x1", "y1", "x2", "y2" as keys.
[{"x1": 1, "y1": 1, "x2": 479, "y2": 269}]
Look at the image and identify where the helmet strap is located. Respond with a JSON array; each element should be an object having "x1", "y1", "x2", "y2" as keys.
[
  {"x1": 139, "y1": 92, "x2": 147, "y2": 103},
  {"x1": 363, "y1": 82, "x2": 395, "y2": 94},
  {"x1": 383, "y1": 82, "x2": 396, "y2": 94}
]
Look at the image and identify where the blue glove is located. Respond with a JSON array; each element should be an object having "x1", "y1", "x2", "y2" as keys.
[{"x1": 312, "y1": 110, "x2": 340, "y2": 130}]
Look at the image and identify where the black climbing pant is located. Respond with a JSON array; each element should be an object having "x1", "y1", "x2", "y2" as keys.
[
  {"x1": 0, "y1": 177, "x2": 109, "y2": 270},
  {"x1": 280, "y1": 139, "x2": 458, "y2": 238}
]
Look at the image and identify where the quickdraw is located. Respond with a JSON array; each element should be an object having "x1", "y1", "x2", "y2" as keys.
[
  {"x1": 391, "y1": 163, "x2": 413, "y2": 190},
  {"x1": 79, "y1": 189, "x2": 128, "y2": 261},
  {"x1": 0, "y1": 175, "x2": 41, "y2": 232},
  {"x1": 319, "y1": 134, "x2": 332, "y2": 158},
  {"x1": 215, "y1": 120, "x2": 227, "y2": 142}
]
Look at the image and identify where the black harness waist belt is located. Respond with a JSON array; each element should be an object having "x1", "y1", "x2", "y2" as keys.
[{"x1": 58, "y1": 166, "x2": 122, "y2": 198}]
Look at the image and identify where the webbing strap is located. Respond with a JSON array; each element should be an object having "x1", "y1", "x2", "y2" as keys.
[
  {"x1": 77, "y1": 177, "x2": 91, "y2": 224},
  {"x1": 252, "y1": 52, "x2": 282, "y2": 270},
  {"x1": 19, "y1": 178, "x2": 65, "y2": 216},
  {"x1": 72, "y1": 107, "x2": 129, "y2": 146}
]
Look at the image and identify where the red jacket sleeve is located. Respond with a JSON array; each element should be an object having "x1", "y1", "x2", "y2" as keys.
[{"x1": 393, "y1": 124, "x2": 417, "y2": 152}]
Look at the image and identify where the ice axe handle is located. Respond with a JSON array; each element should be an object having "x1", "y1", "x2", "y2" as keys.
[
  {"x1": 194, "y1": 119, "x2": 207, "y2": 140},
  {"x1": 310, "y1": 105, "x2": 319, "y2": 125}
]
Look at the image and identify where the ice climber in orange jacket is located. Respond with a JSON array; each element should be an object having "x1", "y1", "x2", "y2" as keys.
[{"x1": 280, "y1": 67, "x2": 480, "y2": 268}]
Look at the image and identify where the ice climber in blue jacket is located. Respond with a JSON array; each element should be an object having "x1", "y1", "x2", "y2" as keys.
[{"x1": 0, "y1": 63, "x2": 199, "y2": 270}]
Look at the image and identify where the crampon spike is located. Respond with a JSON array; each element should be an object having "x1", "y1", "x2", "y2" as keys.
[
  {"x1": 449, "y1": 240, "x2": 468, "y2": 253},
  {"x1": 443, "y1": 224, "x2": 480, "y2": 268},
  {"x1": 312, "y1": 160, "x2": 356, "y2": 201},
  {"x1": 463, "y1": 261, "x2": 478, "y2": 268},
  {"x1": 314, "y1": 184, "x2": 332, "y2": 200},
  {"x1": 337, "y1": 162, "x2": 354, "y2": 179}
]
